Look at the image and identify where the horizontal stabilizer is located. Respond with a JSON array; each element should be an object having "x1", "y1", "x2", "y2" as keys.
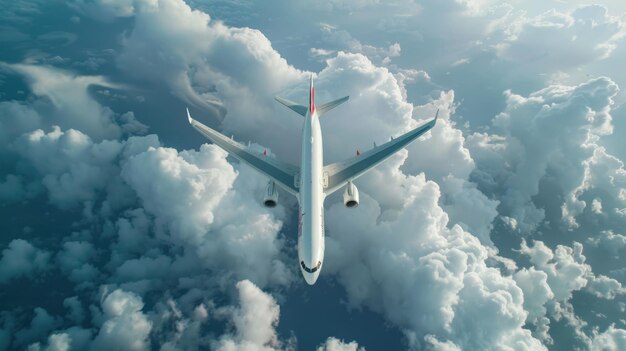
[
  {"x1": 317, "y1": 96, "x2": 349, "y2": 116},
  {"x1": 275, "y1": 96, "x2": 308, "y2": 117}
]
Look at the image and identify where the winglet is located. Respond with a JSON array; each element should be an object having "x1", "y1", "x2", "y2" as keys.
[
  {"x1": 186, "y1": 107, "x2": 193, "y2": 124},
  {"x1": 429, "y1": 109, "x2": 439, "y2": 126}
]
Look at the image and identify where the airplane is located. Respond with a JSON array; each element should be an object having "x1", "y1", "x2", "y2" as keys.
[{"x1": 186, "y1": 75, "x2": 438, "y2": 285}]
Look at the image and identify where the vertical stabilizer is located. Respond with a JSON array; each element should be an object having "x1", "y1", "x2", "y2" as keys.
[{"x1": 309, "y1": 74, "x2": 315, "y2": 115}]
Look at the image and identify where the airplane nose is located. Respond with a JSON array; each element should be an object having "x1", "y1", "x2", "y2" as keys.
[
  {"x1": 303, "y1": 271, "x2": 319, "y2": 285},
  {"x1": 300, "y1": 260, "x2": 322, "y2": 285}
]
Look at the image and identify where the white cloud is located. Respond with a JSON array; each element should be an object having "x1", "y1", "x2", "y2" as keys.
[
  {"x1": 513, "y1": 267, "x2": 554, "y2": 322},
  {"x1": 91, "y1": 289, "x2": 152, "y2": 351},
  {"x1": 152, "y1": 299, "x2": 209, "y2": 351},
  {"x1": 316, "y1": 337, "x2": 364, "y2": 351},
  {"x1": 111, "y1": 208, "x2": 152, "y2": 256},
  {"x1": 587, "y1": 231, "x2": 626, "y2": 257},
  {"x1": 121, "y1": 144, "x2": 234, "y2": 243},
  {"x1": 586, "y1": 275, "x2": 625, "y2": 299},
  {"x1": 324, "y1": 174, "x2": 544, "y2": 350},
  {"x1": 29, "y1": 333, "x2": 71, "y2": 351},
  {"x1": 121, "y1": 143, "x2": 292, "y2": 287},
  {"x1": 0, "y1": 239, "x2": 51, "y2": 284},
  {"x1": 519, "y1": 240, "x2": 625, "y2": 304},
  {"x1": 213, "y1": 280, "x2": 281, "y2": 350},
  {"x1": 14, "y1": 308, "x2": 62, "y2": 348},
  {"x1": 317, "y1": 24, "x2": 402, "y2": 65},
  {"x1": 1, "y1": 114, "x2": 291, "y2": 311},
  {"x1": 498, "y1": 5, "x2": 625, "y2": 71},
  {"x1": 590, "y1": 325, "x2": 626, "y2": 351},
  {"x1": 313, "y1": 52, "x2": 498, "y2": 243},
  {"x1": 151, "y1": 279, "x2": 359, "y2": 350},
  {"x1": 3, "y1": 1, "x2": 626, "y2": 350},
  {"x1": 468, "y1": 77, "x2": 621, "y2": 232},
  {"x1": 15, "y1": 126, "x2": 131, "y2": 211},
  {"x1": 56, "y1": 241, "x2": 99, "y2": 287},
  {"x1": 114, "y1": 0, "x2": 306, "y2": 158},
  {"x1": 1, "y1": 64, "x2": 123, "y2": 141},
  {"x1": 591, "y1": 198, "x2": 603, "y2": 214},
  {"x1": 519, "y1": 240, "x2": 590, "y2": 302}
]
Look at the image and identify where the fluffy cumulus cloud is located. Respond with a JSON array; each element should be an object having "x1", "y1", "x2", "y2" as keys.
[
  {"x1": 25, "y1": 280, "x2": 302, "y2": 351},
  {"x1": 14, "y1": 126, "x2": 129, "y2": 211},
  {"x1": 112, "y1": 0, "x2": 307, "y2": 161},
  {"x1": 324, "y1": 174, "x2": 543, "y2": 350},
  {"x1": 3, "y1": 0, "x2": 626, "y2": 350},
  {"x1": 514, "y1": 240, "x2": 625, "y2": 343},
  {"x1": 121, "y1": 143, "x2": 293, "y2": 288},
  {"x1": 0, "y1": 62, "x2": 292, "y2": 350},
  {"x1": 587, "y1": 231, "x2": 626, "y2": 257},
  {"x1": 590, "y1": 325, "x2": 626, "y2": 351},
  {"x1": 519, "y1": 240, "x2": 591, "y2": 302},
  {"x1": 316, "y1": 337, "x2": 364, "y2": 351},
  {"x1": 0, "y1": 63, "x2": 125, "y2": 141},
  {"x1": 91, "y1": 289, "x2": 152, "y2": 350},
  {"x1": 56, "y1": 240, "x2": 99, "y2": 287},
  {"x1": 212, "y1": 279, "x2": 282, "y2": 350},
  {"x1": 0, "y1": 65, "x2": 291, "y2": 287},
  {"x1": 0, "y1": 239, "x2": 51, "y2": 284},
  {"x1": 468, "y1": 76, "x2": 625, "y2": 232}
]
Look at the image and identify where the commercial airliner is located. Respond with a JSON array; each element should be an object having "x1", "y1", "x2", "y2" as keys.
[{"x1": 187, "y1": 75, "x2": 437, "y2": 285}]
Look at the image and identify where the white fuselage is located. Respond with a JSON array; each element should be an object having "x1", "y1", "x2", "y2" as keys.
[{"x1": 298, "y1": 107, "x2": 325, "y2": 285}]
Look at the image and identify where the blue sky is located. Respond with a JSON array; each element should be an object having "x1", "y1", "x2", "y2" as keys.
[{"x1": 1, "y1": 1, "x2": 626, "y2": 350}]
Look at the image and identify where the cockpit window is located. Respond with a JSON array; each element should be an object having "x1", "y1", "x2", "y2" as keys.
[{"x1": 300, "y1": 260, "x2": 322, "y2": 273}]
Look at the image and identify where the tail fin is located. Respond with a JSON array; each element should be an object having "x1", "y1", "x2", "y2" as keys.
[
  {"x1": 275, "y1": 74, "x2": 349, "y2": 117},
  {"x1": 310, "y1": 74, "x2": 349, "y2": 116},
  {"x1": 309, "y1": 74, "x2": 315, "y2": 115}
]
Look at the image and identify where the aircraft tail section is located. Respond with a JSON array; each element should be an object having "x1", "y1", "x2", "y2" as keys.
[
  {"x1": 274, "y1": 96, "x2": 308, "y2": 116},
  {"x1": 309, "y1": 74, "x2": 315, "y2": 115},
  {"x1": 275, "y1": 74, "x2": 349, "y2": 117},
  {"x1": 316, "y1": 96, "x2": 349, "y2": 116}
]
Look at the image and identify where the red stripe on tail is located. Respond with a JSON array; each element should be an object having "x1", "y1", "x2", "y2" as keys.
[{"x1": 310, "y1": 86, "x2": 315, "y2": 114}]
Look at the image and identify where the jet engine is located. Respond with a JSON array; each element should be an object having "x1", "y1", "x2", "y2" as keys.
[
  {"x1": 343, "y1": 181, "x2": 359, "y2": 208},
  {"x1": 263, "y1": 180, "x2": 279, "y2": 208}
]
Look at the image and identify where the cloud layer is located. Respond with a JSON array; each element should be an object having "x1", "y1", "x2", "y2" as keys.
[{"x1": 1, "y1": 0, "x2": 626, "y2": 350}]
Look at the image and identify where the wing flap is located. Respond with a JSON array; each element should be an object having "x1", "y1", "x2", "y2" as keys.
[
  {"x1": 324, "y1": 114, "x2": 438, "y2": 195},
  {"x1": 187, "y1": 109, "x2": 299, "y2": 195}
]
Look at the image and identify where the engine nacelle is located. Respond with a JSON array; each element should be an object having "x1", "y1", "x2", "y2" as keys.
[
  {"x1": 263, "y1": 180, "x2": 279, "y2": 208},
  {"x1": 343, "y1": 181, "x2": 359, "y2": 208}
]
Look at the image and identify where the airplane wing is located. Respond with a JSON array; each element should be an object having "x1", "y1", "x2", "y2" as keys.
[
  {"x1": 187, "y1": 109, "x2": 300, "y2": 196},
  {"x1": 323, "y1": 112, "x2": 438, "y2": 195}
]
